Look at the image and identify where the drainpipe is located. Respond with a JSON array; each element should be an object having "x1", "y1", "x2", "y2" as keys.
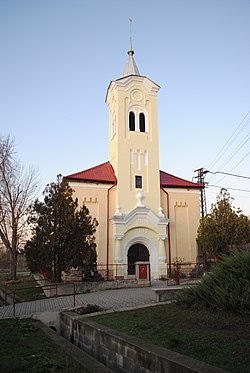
[
  {"x1": 106, "y1": 183, "x2": 117, "y2": 280},
  {"x1": 161, "y1": 187, "x2": 171, "y2": 278}
]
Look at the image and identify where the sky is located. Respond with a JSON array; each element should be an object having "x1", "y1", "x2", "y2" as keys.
[{"x1": 0, "y1": 0, "x2": 250, "y2": 216}]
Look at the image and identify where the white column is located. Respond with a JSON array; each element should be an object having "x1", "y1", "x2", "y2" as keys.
[
  {"x1": 158, "y1": 234, "x2": 167, "y2": 278},
  {"x1": 114, "y1": 234, "x2": 124, "y2": 278}
]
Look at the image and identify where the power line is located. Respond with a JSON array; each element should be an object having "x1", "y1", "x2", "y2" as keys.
[
  {"x1": 209, "y1": 152, "x2": 250, "y2": 185},
  {"x1": 217, "y1": 135, "x2": 249, "y2": 171},
  {"x1": 208, "y1": 184, "x2": 250, "y2": 193},
  {"x1": 206, "y1": 189, "x2": 250, "y2": 199},
  {"x1": 208, "y1": 169, "x2": 250, "y2": 180},
  {"x1": 226, "y1": 152, "x2": 250, "y2": 174},
  {"x1": 208, "y1": 110, "x2": 250, "y2": 170}
]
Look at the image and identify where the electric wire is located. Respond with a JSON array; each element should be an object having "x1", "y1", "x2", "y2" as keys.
[
  {"x1": 210, "y1": 152, "x2": 250, "y2": 185},
  {"x1": 216, "y1": 135, "x2": 249, "y2": 171},
  {"x1": 209, "y1": 168, "x2": 250, "y2": 180},
  {"x1": 207, "y1": 110, "x2": 250, "y2": 170},
  {"x1": 208, "y1": 184, "x2": 250, "y2": 193},
  {"x1": 206, "y1": 113, "x2": 250, "y2": 195}
]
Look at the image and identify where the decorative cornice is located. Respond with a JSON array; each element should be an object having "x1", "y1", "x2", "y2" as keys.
[{"x1": 112, "y1": 206, "x2": 169, "y2": 227}]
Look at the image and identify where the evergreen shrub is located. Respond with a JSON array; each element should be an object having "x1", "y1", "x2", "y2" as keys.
[{"x1": 176, "y1": 251, "x2": 250, "y2": 313}]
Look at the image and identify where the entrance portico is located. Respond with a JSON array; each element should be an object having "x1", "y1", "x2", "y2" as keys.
[{"x1": 112, "y1": 205, "x2": 169, "y2": 278}]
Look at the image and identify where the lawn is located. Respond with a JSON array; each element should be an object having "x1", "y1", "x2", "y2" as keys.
[
  {"x1": 1, "y1": 275, "x2": 45, "y2": 302},
  {"x1": 0, "y1": 318, "x2": 90, "y2": 373},
  {"x1": 92, "y1": 303, "x2": 250, "y2": 372}
]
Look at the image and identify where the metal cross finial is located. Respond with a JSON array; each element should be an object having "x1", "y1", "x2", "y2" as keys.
[{"x1": 129, "y1": 17, "x2": 133, "y2": 51}]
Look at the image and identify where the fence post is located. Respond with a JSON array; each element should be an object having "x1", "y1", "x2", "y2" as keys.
[
  {"x1": 4, "y1": 284, "x2": 7, "y2": 305},
  {"x1": 73, "y1": 283, "x2": 76, "y2": 307},
  {"x1": 55, "y1": 282, "x2": 58, "y2": 297},
  {"x1": 176, "y1": 263, "x2": 180, "y2": 285},
  {"x1": 13, "y1": 291, "x2": 16, "y2": 317},
  {"x1": 168, "y1": 262, "x2": 172, "y2": 279}
]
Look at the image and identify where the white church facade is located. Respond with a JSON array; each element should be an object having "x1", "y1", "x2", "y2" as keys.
[{"x1": 64, "y1": 47, "x2": 202, "y2": 280}]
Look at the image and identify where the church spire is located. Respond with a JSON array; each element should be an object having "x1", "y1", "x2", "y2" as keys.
[
  {"x1": 121, "y1": 18, "x2": 140, "y2": 77},
  {"x1": 129, "y1": 17, "x2": 133, "y2": 51}
]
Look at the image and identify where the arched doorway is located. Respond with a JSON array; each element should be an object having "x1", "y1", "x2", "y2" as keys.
[{"x1": 127, "y1": 244, "x2": 149, "y2": 275}]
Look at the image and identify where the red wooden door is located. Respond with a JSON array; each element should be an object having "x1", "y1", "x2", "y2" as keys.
[{"x1": 139, "y1": 264, "x2": 147, "y2": 279}]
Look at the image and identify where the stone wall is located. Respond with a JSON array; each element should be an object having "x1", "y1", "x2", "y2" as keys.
[{"x1": 60, "y1": 311, "x2": 228, "y2": 373}]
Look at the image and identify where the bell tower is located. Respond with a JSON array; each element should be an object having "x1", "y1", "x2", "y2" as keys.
[{"x1": 106, "y1": 47, "x2": 162, "y2": 216}]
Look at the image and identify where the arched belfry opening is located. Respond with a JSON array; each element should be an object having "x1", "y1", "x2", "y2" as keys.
[
  {"x1": 129, "y1": 111, "x2": 135, "y2": 131},
  {"x1": 139, "y1": 112, "x2": 145, "y2": 132},
  {"x1": 127, "y1": 244, "x2": 149, "y2": 275}
]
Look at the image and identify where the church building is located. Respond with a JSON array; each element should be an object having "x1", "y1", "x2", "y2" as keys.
[{"x1": 64, "y1": 45, "x2": 202, "y2": 280}]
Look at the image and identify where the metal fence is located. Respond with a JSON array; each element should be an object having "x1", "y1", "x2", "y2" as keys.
[
  {"x1": 166, "y1": 262, "x2": 205, "y2": 286},
  {"x1": 61, "y1": 263, "x2": 150, "y2": 282},
  {"x1": 2, "y1": 280, "x2": 79, "y2": 317},
  {"x1": 96, "y1": 263, "x2": 146, "y2": 281},
  {"x1": 1, "y1": 263, "x2": 151, "y2": 317}
]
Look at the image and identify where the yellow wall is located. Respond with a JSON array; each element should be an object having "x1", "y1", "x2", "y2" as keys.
[
  {"x1": 68, "y1": 181, "x2": 201, "y2": 277},
  {"x1": 69, "y1": 182, "x2": 114, "y2": 265},
  {"x1": 161, "y1": 187, "x2": 200, "y2": 264},
  {"x1": 106, "y1": 76, "x2": 161, "y2": 215}
]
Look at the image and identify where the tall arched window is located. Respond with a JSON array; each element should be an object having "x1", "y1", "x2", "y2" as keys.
[
  {"x1": 139, "y1": 113, "x2": 145, "y2": 132},
  {"x1": 129, "y1": 111, "x2": 135, "y2": 131}
]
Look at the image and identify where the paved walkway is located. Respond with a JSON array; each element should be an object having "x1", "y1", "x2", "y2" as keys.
[{"x1": 0, "y1": 284, "x2": 163, "y2": 319}]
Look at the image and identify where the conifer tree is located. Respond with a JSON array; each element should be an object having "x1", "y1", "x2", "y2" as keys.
[{"x1": 25, "y1": 175, "x2": 98, "y2": 282}]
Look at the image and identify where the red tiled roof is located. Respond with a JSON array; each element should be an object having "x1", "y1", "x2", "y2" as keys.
[
  {"x1": 64, "y1": 162, "x2": 117, "y2": 184},
  {"x1": 160, "y1": 170, "x2": 201, "y2": 188},
  {"x1": 64, "y1": 161, "x2": 201, "y2": 189}
]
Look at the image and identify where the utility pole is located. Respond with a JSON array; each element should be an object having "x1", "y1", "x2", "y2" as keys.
[{"x1": 194, "y1": 168, "x2": 208, "y2": 217}]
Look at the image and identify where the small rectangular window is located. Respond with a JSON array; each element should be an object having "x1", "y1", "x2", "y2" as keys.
[{"x1": 135, "y1": 175, "x2": 142, "y2": 189}]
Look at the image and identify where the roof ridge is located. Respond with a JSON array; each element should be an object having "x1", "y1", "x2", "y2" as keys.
[
  {"x1": 82, "y1": 161, "x2": 110, "y2": 173},
  {"x1": 160, "y1": 170, "x2": 202, "y2": 188},
  {"x1": 64, "y1": 161, "x2": 117, "y2": 184}
]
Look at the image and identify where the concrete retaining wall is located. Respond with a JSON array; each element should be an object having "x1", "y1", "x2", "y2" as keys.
[
  {"x1": 60, "y1": 311, "x2": 228, "y2": 373},
  {"x1": 152, "y1": 286, "x2": 186, "y2": 302},
  {"x1": 34, "y1": 273, "x2": 149, "y2": 297}
]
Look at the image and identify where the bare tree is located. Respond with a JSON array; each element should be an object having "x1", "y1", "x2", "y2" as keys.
[{"x1": 0, "y1": 135, "x2": 38, "y2": 279}]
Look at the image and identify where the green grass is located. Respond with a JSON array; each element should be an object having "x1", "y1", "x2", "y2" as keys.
[
  {"x1": 1, "y1": 275, "x2": 46, "y2": 301},
  {"x1": 0, "y1": 270, "x2": 30, "y2": 281},
  {"x1": 92, "y1": 303, "x2": 250, "y2": 372},
  {"x1": 0, "y1": 318, "x2": 90, "y2": 373}
]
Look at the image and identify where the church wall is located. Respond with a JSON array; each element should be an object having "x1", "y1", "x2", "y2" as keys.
[
  {"x1": 161, "y1": 188, "x2": 200, "y2": 264},
  {"x1": 107, "y1": 185, "x2": 117, "y2": 265},
  {"x1": 67, "y1": 182, "x2": 200, "y2": 275},
  {"x1": 68, "y1": 181, "x2": 112, "y2": 265}
]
